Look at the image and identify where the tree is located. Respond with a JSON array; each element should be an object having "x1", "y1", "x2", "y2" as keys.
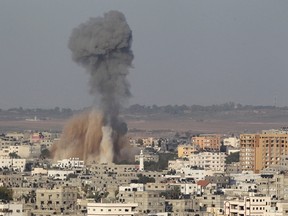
[
  {"x1": 90, "y1": 191, "x2": 109, "y2": 202},
  {"x1": 40, "y1": 148, "x2": 51, "y2": 159},
  {"x1": 9, "y1": 152, "x2": 20, "y2": 159},
  {"x1": 137, "y1": 174, "x2": 155, "y2": 184},
  {"x1": 160, "y1": 186, "x2": 181, "y2": 199},
  {"x1": 137, "y1": 139, "x2": 144, "y2": 146},
  {"x1": 66, "y1": 173, "x2": 78, "y2": 180},
  {"x1": 0, "y1": 186, "x2": 13, "y2": 201},
  {"x1": 226, "y1": 152, "x2": 240, "y2": 164},
  {"x1": 143, "y1": 153, "x2": 177, "y2": 171},
  {"x1": 25, "y1": 162, "x2": 33, "y2": 172}
]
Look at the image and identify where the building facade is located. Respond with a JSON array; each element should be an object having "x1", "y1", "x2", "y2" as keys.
[
  {"x1": 192, "y1": 134, "x2": 221, "y2": 151},
  {"x1": 240, "y1": 133, "x2": 288, "y2": 173}
]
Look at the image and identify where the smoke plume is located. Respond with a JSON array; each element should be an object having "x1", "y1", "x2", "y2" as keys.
[{"x1": 52, "y1": 11, "x2": 133, "y2": 163}]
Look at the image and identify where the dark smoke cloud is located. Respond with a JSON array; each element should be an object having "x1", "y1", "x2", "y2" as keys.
[
  {"x1": 52, "y1": 11, "x2": 134, "y2": 163},
  {"x1": 68, "y1": 10, "x2": 133, "y2": 120}
]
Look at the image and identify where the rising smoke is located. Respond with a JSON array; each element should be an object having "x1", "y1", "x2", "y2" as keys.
[{"x1": 52, "y1": 11, "x2": 134, "y2": 163}]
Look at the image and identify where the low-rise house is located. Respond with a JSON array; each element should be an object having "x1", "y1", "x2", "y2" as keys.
[{"x1": 87, "y1": 202, "x2": 138, "y2": 216}]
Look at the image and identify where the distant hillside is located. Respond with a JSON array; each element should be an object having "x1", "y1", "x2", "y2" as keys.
[
  {"x1": 1, "y1": 103, "x2": 288, "y2": 123},
  {"x1": 122, "y1": 103, "x2": 288, "y2": 123}
]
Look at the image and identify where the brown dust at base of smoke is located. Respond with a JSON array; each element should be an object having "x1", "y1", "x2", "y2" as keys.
[{"x1": 51, "y1": 109, "x2": 137, "y2": 164}]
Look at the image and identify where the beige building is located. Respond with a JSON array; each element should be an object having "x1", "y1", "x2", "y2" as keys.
[
  {"x1": 224, "y1": 195, "x2": 272, "y2": 216},
  {"x1": 256, "y1": 174, "x2": 288, "y2": 200},
  {"x1": 165, "y1": 199, "x2": 200, "y2": 216},
  {"x1": 0, "y1": 202, "x2": 23, "y2": 216},
  {"x1": 118, "y1": 188, "x2": 165, "y2": 215},
  {"x1": 87, "y1": 202, "x2": 138, "y2": 216},
  {"x1": 34, "y1": 186, "x2": 78, "y2": 215},
  {"x1": 135, "y1": 153, "x2": 159, "y2": 163},
  {"x1": 192, "y1": 134, "x2": 221, "y2": 150},
  {"x1": 240, "y1": 133, "x2": 288, "y2": 173},
  {"x1": 188, "y1": 152, "x2": 226, "y2": 171},
  {"x1": 177, "y1": 144, "x2": 196, "y2": 158}
]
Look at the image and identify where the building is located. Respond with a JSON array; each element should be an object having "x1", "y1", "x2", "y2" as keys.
[
  {"x1": 177, "y1": 144, "x2": 196, "y2": 158},
  {"x1": 34, "y1": 186, "x2": 78, "y2": 215},
  {"x1": 240, "y1": 133, "x2": 288, "y2": 173},
  {"x1": 188, "y1": 151, "x2": 226, "y2": 171},
  {"x1": 47, "y1": 170, "x2": 74, "y2": 180},
  {"x1": 53, "y1": 158, "x2": 85, "y2": 169},
  {"x1": 135, "y1": 152, "x2": 159, "y2": 163},
  {"x1": 165, "y1": 199, "x2": 200, "y2": 215},
  {"x1": 0, "y1": 202, "x2": 23, "y2": 216},
  {"x1": 0, "y1": 157, "x2": 26, "y2": 172},
  {"x1": 118, "y1": 185, "x2": 165, "y2": 215},
  {"x1": 87, "y1": 202, "x2": 138, "y2": 216},
  {"x1": 192, "y1": 134, "x2": 221, "y2": 150},
  {"x1": 224, "y1": 195, "x2": 271, "y2": 216},
  {"x1": 223, "y1": 137, "x2": 240, "y2": 148}
]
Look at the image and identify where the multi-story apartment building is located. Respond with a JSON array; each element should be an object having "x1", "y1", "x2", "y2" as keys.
[
  {"x1": 240, "y1": 132, "x2": 288, "y2": 173},
  {"x1": 0, "y1": 157, "x2": 26, "y2": 172},
  {"x1": 188, "y1": 152, "x2": 226, "y2": 171},
  {"x1": 173, "y1": 151, "x2": 226, "y2": 171},
  {"x1": 224, "y1": 195, "x2": 272, "y2": 216},
  {"x1": 165, "y1": 198, "x2": 200, "y2": 215},
  {"x1": 177, "y1": 144, "x2": 196, "y2": 158},
  {"x1": 34, "y1": 186, "x2": 78, "y2": 215},
  {"x1": 256, "y1": 174, "x2": 288, "y2": 200},
  {"x1": 223, "y1": 137, "x2": 240, "y2": 148},
  {"x1": 118, "y1": 183, "x2": 165, "y2": 215},
  {"x1": 192, "y1": 134, "x2": 221, "y2": 150},
  {"x1": 0, "y1": 174, "x2": 23, "y2": 187}
]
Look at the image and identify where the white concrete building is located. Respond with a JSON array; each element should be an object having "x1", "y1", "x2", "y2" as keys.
[
  {"x1": 53, "y1": 158, "x2": 85, "y2": 169},
  {"x1": 32, "y1": 167, "x2": 48, "y2": 176},
  {"x1": 87, "y1": 202, "x2": 138, "y2": 216},
  {"x1": 0, "y1": 202, "x2": 23, "y2": 216},
  {"x1": 119, "y1": 183, "x2": 144, "y2": 192},
  {"x1": 47, "y1": 170, "x2": 74, "y2": 180},
  {"x1": 223, "y1": 137, "x2": 240, "y2": 148},
  {"x1": 264, "y1": 201, "x2": 288, "y2": 216},
  {"x1": 0, "y1": 157, "x2": 26, "y2": 172},
  {"x1": 9, "y1": 145, "x2": 31, "y2": 158},
  {"x1": 169, "y1": 152, "x2": 226, "y2": 172},
  {"x1": 170, "y1": 182, "x2": 199, "y2": 195},
  {"x1": 180, "y1": 168, "x2": 214, "y2": 181},
  {"x1": 188, "y1": 152, "x2": 226, "y2": 171},
  {"x1": 5, "y1": 132, "x2": 24, "y2": 141},
  {"x1": 224, "y1": 195, "x2": 271, "y2": 216}
]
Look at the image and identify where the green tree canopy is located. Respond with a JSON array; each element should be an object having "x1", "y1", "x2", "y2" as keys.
[
  {"x1": 9, "y1": 152, "x2": 20, "y2": 159},
  {"x1": 226, "y1": 152, "x2": 240, "y2": 164},
  {"x1": 0, "y1": 186, "x2": 13, "y2": 201},
  {"x1": 137, "y1": 174, "x2": 155, "y2": 184},
  {"x1": 40, "y1": 148, "x2": 51, "y2": 159}
]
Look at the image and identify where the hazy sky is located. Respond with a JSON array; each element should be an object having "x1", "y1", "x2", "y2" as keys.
[{"x1": 0, "y1": 0, "x2": 287, "y2": 109}]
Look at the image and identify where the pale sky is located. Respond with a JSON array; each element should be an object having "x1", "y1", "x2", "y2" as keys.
[{"x1": 0, "y1": 0, "x2": 287, "y2": 109}]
